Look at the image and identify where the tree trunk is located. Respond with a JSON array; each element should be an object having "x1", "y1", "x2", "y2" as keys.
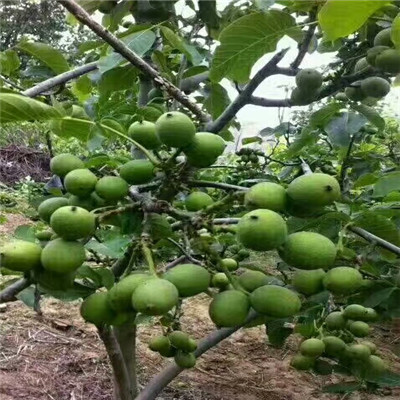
[{"x1": 114, "y1": 322, "x2": 138, "y2": 398}]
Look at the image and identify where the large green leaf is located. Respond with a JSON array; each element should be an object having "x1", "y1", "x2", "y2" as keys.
[
  {"x1": 351, "y1": 103, "x2": 385, "y2": 130},
  {"x1": 17, "y1": 41, "x2": 69, "y2": 74},
  {"x1": 286, "y1": 126, "x2": 319, "y2": 157},
  {"x1": 98, "y1": 65, "x2": 138, "y2": 95},
  {"x1": 0, "y1": 50, "x2": 20, "y2": 76},
  {"x1": 309, "y1": 103, "x2": 342, "y2": 128},
  {"x1": 0, "y1": 93, "x2": 62, "y2": 123},
  {"x1": 373, "y1": 172, "x2": 400, "y2": 198},
  {"x1": 363, "y1": 287, "x2": 397, "y2": 308},
  {"x1": 198, "y1": 0, "x2": 220, "y2": 29},
  {"x1": 204, "y1": 83, "x2": 231, "y2": 120},
  {"x1": 210, "y1": 10, "x2": 302, "y2": 83},
  {"x1": 98, "y1": 30, "x2": 156, "y2": 73},
  {"x1": 318, "y1": 0, "x2": 390, "y2": 41},
  {"x1": 392, "y1": 14, "x2": 400, "y2": 49}
]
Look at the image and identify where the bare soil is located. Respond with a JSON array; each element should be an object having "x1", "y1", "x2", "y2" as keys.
[{"x1": 0, "y1": 214, "x2": 399, "y2": 400}]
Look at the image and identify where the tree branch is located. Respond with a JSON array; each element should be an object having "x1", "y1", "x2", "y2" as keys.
[
  {"x1": 0, "y1": 278, "x2": 31, "y2": 303},
  {"x1": 290, "y1": 10, "x2": 317, "y2": 70},
  {"x1": 188, "y1": 180, "x2": 249, "y2": 192},
  {"x1": 98, "y1": 326, "x2": 133, "y2": 400},
  {"x1": 249, "y1": 96, "x2": 291, "y2": 108},
  {"x1": 56, "y1": 0, "x2": 210, "y2": 122},
  {"x1": 348, "y1": 226, "x2": 400, "y2": 256},
  {"x1": 205, "y1": 48, "x2": 290, "y2": 133},
  {"x1": 136, "y1": 310, "x2": 259, "y2": 400},
  {"x1": 21, "y1": 62, "x2": 98, "y2": 97}
]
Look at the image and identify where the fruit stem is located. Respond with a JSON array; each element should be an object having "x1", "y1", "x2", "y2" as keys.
[
  {"x1": 142, "y1": 242, "x2": 158, "y2": 277},
  {"x1": 220, "y1": 264, "x2": 248, "y2": 294},
  {"x1": 99, "y1": 123, "x2": 160, "y2": 166}
]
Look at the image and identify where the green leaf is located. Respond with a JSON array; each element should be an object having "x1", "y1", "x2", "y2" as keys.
[
  {"x1": 16, "y1": 286, "x2": 36, "y2": 309},
  {"x1": 76, "y1": 0, "x2": 101, "y2": 13},
  {"x1": 0, "y1": 50, "x2": 20, "y2": 76},
  {"x1": 363, "y1": 287, "x2": 397, "y2": 308},
  {"x1": 392, "y1": 14, "x2": 400, "y2": 49},
  {"x1": 0, "y1": 93, "x2": 62, "y2": 124},
  {"x1": 98, "y1": 65, "x2": 137, "y2": 95},
  {"x1": 17, "y1": 41, "x2": 69, "y2": 74},
  {"x1": 204, "y1": 83, "x2": 231, "y2": 120},
  {"x1": 210, "y1": 10, "x2": 301, "y2": 83},
  {"x1": 265, "y1": 319, "x2": 293, "y2": 348},
  {"x1": 85, "y1": 240, "x2": 121, "y2": 259},
  {"x1": 14, "y1": 225, "x2": 36, "y2": 242},
  {"x1": 354, "y1": 173, "x2": 379, "y2": 188},
  {"x1": 286, "y1": 127, "x2": 319, "y2": 157},
  {"x1": 322, "y1": 382, "x2": 361, "y2": 394},
  {"x1": 71, "y1": 75, "x2": 92, "y2": 102},
  {"x1": 95, "y1": 268, "x2": 115, "y2": 290},
  {"x1": 219, "y1": 129, "x2": 235, "y2": 142},
  {"x1": 351, "y1": 103, "x2": 385, "y2": 130},
  {"x1": 373, "y1": 172, "x2": 400, "y2": 198},
  {"x1": 242, "y1": 136, "x2": 262, "y2": 145},
  {"x1": 310, "y1": 103, "x2": 342, "y2": 128},
  {"x1": 42, "y1": 282, "x2": 95, "y2": 301},
  {"x1": 198, "y1": 0, "x2": 220, "y2": 29},
  {"x1": 371, "y1": 371, "x2": 400, "y2": 387},
  {"x1": 318, "y1": 0, "x2": 390, "y2": 41},
  {"x1": 160, "y1": 26, "x2": 188, "y2": 55},
  {"x1": 98, "y1": 30, "x2": 156, "y2": 73}
]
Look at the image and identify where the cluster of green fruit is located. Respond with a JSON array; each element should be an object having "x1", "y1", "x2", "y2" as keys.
[
  {"x1": 149, "y1": 331, "x2": 198, "y2": 369},
  {"x1": 341, "y1": 24, "x2": 399, "y2": 103},
  {"x1": 291, "y1": 68, "x2": 324, "y2": 106},
  {"x1": 291, "y1": 304, "x2": 385, "y2": 382}
]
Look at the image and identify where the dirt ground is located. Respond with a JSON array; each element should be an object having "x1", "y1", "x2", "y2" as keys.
[{"x1": 1, "y1": 215, "x2": 400, "y2": 400}]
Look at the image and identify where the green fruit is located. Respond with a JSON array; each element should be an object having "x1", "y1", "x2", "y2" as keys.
[
  {"x1": 35, "y1": 230, "x2": 53, "y2": 241},
  {"x1": 64, "y1": 169, "x2": 98, "y2": 197},
  {"x1": 108, "y1": 273, "x2": 151, "y2": 311},
  {"x1": 285, "y1": 197, "x2": 324, "y2": 218},
  {"x1": 343, "y1": 304, "x2": 368, "y2": 320},
  {"x1": 290, "y1": 354, "x2": 315, "y2": 370},
  {"x1": 131, "y1": 279, "x2": 179, "y2": 315},
  {"x1": 250, "y1": 285, "x2": 301, "y2": 318},
  {"x1": 354, "y1": 57, "x2": 374, "y2": 74},
  {"x1": 367, "y1": 46, "x2": 390, "y2": 66},
  {"x1": 345, "y1": 82, "x2": 367, "y2": 102},
  {"x1": 149, "y1": 335, "x2": 170, "y2": 352},
  {"x1": 237, "y1": 209, "x2": 287, "y2": 251},
  {"x1": 335, "y1": 92, "x2": 348, "y2": 101},
  {"x1": 366, "y1": 355, "x2": 386, "y2": 377},
  {"x1": 163, "y1": 264, "x2": 210, "y2": 297},
  {"x1": 364, "y1": 307, "x2": 378, "y2": 322},
  {"x1": 290, "y1": 87, "x2": 317, "y2": 106},
  {"x1": 128, "y1": 120, "x2": 161, "y2": 150},
  {"x1": 155, "y1": 111, "x2": 195, "y2": 148},
  {"x1": 185, "y1": 191, "x2": 213, "y2": 211},
  {"x1": 375, "y1": 49, "x2": 400, "y2": 74},
  {"x1": 0, "y1": 240, "x2": 42, "y2": 272},
  {"x1": 159, "y1": 345, "x2": 176, "y2": 358},
  {"x1": 183, "y1": 132, "x2": 226, "y2": 168},
  {"x1": 292, "y1": 269, "x2": 326, "y2": 296},
  {"x1": 384, "y1": 191, "x2": 400, "y2": 202},
  {"x1": 38, "y1": 197, "x2": 69, "y2": 222},
  {"x1": 68, "y1": 195, "x2": 95, "y2": 210},
  {"x1": 209, "y1": 290, "x2": 250, "y2": 327},
  {"x1": 238, "y1": 270, "x2": 270, "y2": 292},
  {"x1": 374, "y1": 28, "x2": 393, "y2": 47},
  {"x1": 41, "y1": 238, "x2": 85, "y2": 273},
  {"x1": 323, "y1": 267, "x2": 363, "y2": 295},
  {"x1": 347, "y1": 343, "x2": 371, "y2": 360},
  {"x1": 119, "y1": 160, "x2": 155, "y2": 185},
  {"x1": 300, "y1": 338, "x2": 325, "y2": 357},
  {"x1": 80, "y1": 292, "x2": 114, "y2": 326},
  {"x1": 279, "y1": 232, "x2": 336, "y2": 270},
  {"x1": 322, "y1": 336, "x2": 346, "y2": 357},
  {"x1": 287, "y1": 173, "x2": 340, "y2": 208},
  {"x1": 50, "y1": 153, "x2": 84, "y2": 177},
  {"x1": 35, "y1": 268, "x2": 74, "y2": 291},
  {"x1": 174, "y1": 351, "x2": 196, "y2": 368},
  {"x1": 212, "y1": 273, "x2": 230, "y2": 288},
  {"x1": 296, "y1": 68, "x2": 323, "y2": 91},
  {"x1": 349, "y1": 321, "x2": 370, "y2": 337},
  {"x1": 361, "y1": 77, "x2": 391, "y2": 98},
  {"x1": 95, "y1": 176, "x2": 129, "y2": 201},
  {"x1": 361, "y1": 341, "x2": 377, "y2": 354},
  {"x1": 98, "y1": 0, "x2": 117, "y2": 13},
  {"x1": 325, "y1": 311, "x2": 346, "y2": 330},
  {"x1": 219, "y1": 258, "x2": 238, "y2": 272},
  {"x1": 187, "y1": 338, "x2": 197, "y2": 352},
  {"x1": 110, "y1": 312, "x2": 134, "y2": 326},
  {"x1": 50, "y1": 206, "x2": 96, "y2": 240},
  {"x1": 169, "y1": 331, "x2": 192, "y2": 352},
  {"x1": 244, "y1": 182, "x2": 287, "y2": 212}
]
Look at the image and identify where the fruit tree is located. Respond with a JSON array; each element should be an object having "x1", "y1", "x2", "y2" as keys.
[{"x1": 1, "y1": 0, "x2": 400, "y2": 399}]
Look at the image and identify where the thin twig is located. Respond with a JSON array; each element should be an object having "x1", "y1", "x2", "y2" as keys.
[
  {"x1": 56, "y1": 0, "x2": 210, "y2": 122},
  {"x1": 188, "y1": 180, "x2": 249, "y2": 192},
  {"x1": 0, "y1": 278, "x2": 31, "y2": 303}
]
